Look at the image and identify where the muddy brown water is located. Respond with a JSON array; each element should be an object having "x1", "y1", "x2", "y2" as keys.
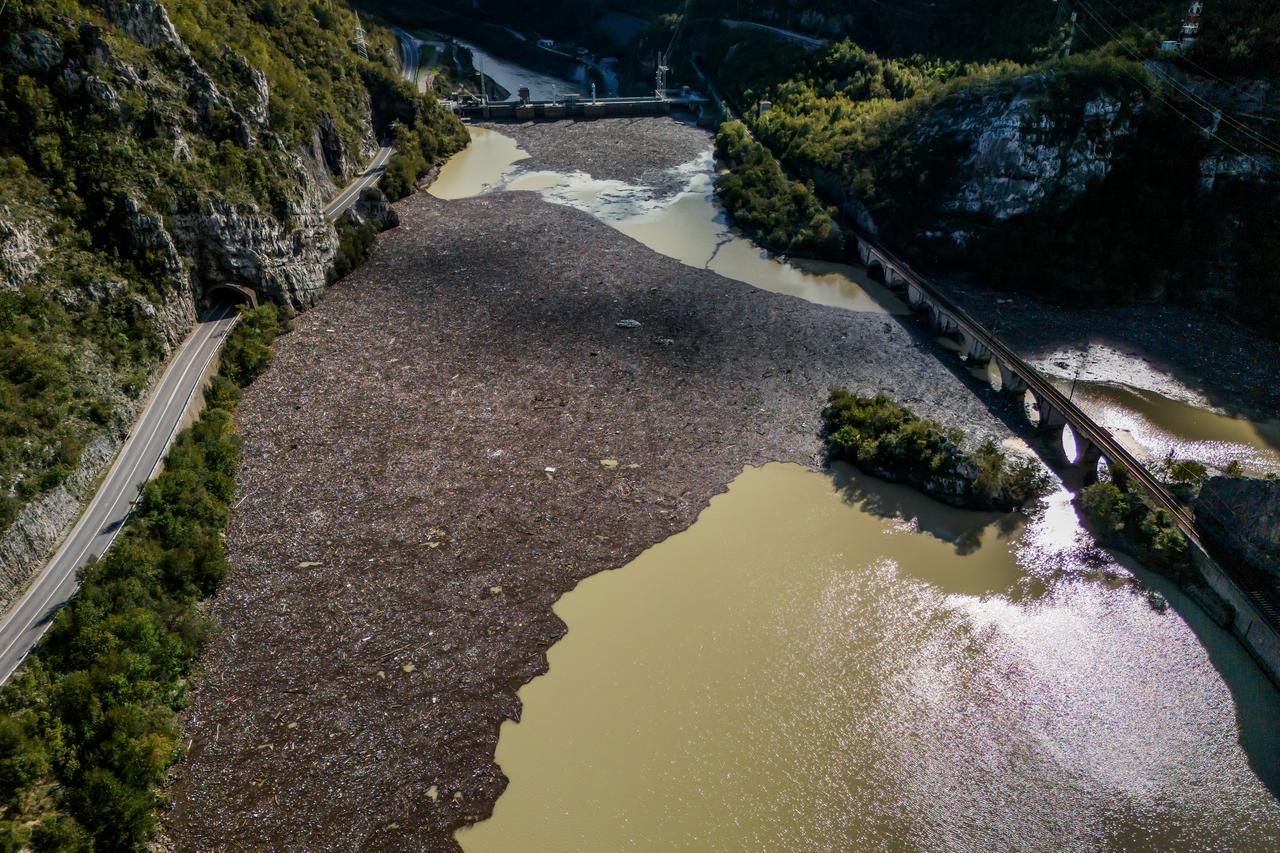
[
  {"x1": 436, "y1": 127, "x2": 1277, "y2": 473},
  {"x1": 430, "y1": 127, "x2": 904, "y2": 315},
  {"x1": 459, "y1": 464, "x2": 1280, "y2": 850},
  {"x1": 427, "y1": 127, "x2": 1280, "y2": 849}
]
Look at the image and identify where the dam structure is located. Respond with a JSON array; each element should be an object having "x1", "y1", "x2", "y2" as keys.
[{"x1": 446, "y1": 88, "x2": 709, "y2": 121}]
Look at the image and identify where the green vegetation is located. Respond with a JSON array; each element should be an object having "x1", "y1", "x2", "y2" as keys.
[
  {"x1": 0, "y1": 0, "x2": 464, "y2": 535},
  {"x1": 381, "y1": 104, "x2": 470, "y2": 201},
  {"x1": 707, "y1": 20, "x2": 1280, "y2": 339},
  {"x1": 713, "y1": 121, "x2": 843, "y2": 258},
  {"x1": 823, "y1": 389, "x2": 1048, "y2": 510},
  {"x1": 1080, "y1": 477, "x2": 1193, "y2": 576},
  {"x1": 0, "y1": 305, "x2": 279, "y2": 850},
  {"x1": 330, "y1": 217, "x2": 382, "y2": 284}
]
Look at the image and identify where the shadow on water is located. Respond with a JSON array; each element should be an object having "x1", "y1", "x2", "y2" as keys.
[
  {"x1": 1121, "y1": 554, "x2": 1280, "y2": 798},
  {"x1": 828, "y1": 461, "x2": 1020, "y2": 557}
]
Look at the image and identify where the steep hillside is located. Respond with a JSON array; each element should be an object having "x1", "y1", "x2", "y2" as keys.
[
  {"x1": 701, "y1": 18, "x2": 1280, "y2": 338},
  {"x1": 0, "y1": 0, "x2": 464, "y2": 615}
]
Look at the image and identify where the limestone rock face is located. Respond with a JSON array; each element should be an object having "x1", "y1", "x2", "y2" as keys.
[
  {"x1": 0, "y1": 0, "x2": 388, "y2": 603},
  {"x1": 4, "y1": 29, "x2": 64, "y2": 73},
  {"x1": 0, "y1": 207, "x2": 51, "y2": 293},
  {"x1": 347, "y1": 186, "x2": 400, "y2": 232},
  {"x1": 171, "y1": 190, "x2": 338, "y2": 311},
  {"x1": 925, "y1": 74, "x2": 1142, "y2": 228},
  {"x1": 103, "y1": 0, "x2": 184, "y2": 50}
]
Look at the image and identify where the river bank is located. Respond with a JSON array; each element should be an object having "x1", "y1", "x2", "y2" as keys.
[
  {"x1": 163, "y1": 121, "x2": 1020, "y2": 848},
  {"x1": 936, "y1": 278, "x2": 1280, "y2": 433}
]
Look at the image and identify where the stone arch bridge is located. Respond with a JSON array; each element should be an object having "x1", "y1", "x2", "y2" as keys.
[{"x1": 858, "y1": 236, "x2": 1280, "y2": 675}]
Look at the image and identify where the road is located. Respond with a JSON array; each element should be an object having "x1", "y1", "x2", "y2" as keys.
[
  {"x1": 0, "y1": 32, "x2": 423, "y2": 684},
  {"x1": 321, "y1": 144, "x2": 394, "y2": 221},
  {"x1": 323, "y1": 29, "x2": 422, "y2": 221},
  {"x1": 0, "y1": 307, "x2": 239, "y2": 683}
]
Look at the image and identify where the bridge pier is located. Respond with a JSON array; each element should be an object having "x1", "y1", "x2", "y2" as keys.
[
  {"x1": 1025, "y1": 390, "x2": 1064, "y2": 429},
  {"x1": 996, "y1": 359, "x2": 1027, "y2": 394},
  {"x1": 960, "y1": 332, "x2": 991, "y2": 363},
  {"x1": 1061, "y1": 422, "x2": 1103, "y2": 470}
]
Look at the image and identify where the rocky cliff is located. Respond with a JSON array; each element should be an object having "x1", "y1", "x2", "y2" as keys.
[
  {"x1": 0, "y1": 0, "x2": 435, "y2": 608},
  {"x1": 1198, "y1": 476, "x2": 1280, "y2": 589},
  {"x1": 927, "y1": 74, "x2": 1143, "y2": 234}
]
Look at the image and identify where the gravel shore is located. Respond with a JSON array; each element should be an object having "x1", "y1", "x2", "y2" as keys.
[
  {"x1": 943, "y1": 278, "x2": 1280, "y2": 423},
  {"x1": 479, "y1": 116, "x2": 713, "y2": 196},
  {"x1": 165, "y1": 120, "x2": 1017, "y2": 850}
]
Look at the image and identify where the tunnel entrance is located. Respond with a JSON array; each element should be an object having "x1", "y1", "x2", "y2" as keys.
[{"x1": 207, "y1": 283, "x2": 259, "y2": 310}]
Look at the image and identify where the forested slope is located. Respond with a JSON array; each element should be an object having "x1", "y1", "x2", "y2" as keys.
[
  {"x1": 697, "y1": 2, "x2": 1280, "y2": 338},
  {"x1": 0, "y1": 0, "x2": 464, "y2": 598}
]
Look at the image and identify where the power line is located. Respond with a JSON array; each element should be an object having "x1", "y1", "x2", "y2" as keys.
[
  {"x1": 1091, "y1": 0, "x2": 1267, "y2": 107},
  {"x1": 1071, "y1": 0, "x2": 1280, "y2": 157},
  {"x1": 1068, "y1": 6, "x2": 1277, "y2": 174},
  {"x1": 1076, "y1": 1, "x2": 1277, "y2": 152}
]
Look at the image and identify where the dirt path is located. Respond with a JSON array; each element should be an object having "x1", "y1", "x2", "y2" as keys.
[{"x1": 165, "y1": 122, "x2": 1016, "y2": 851}]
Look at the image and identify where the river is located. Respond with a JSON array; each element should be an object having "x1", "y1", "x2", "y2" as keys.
[
  {"x1": 430, "y1": 128, "x2": 903, "y2": 315},
  {"x1": 458, "y1": 463, "x2": 1280, "y2": 850},
  {"x1": 430, "y1": 124, "x2": 1280, "y2": 474},
  {"x1": 424, "y1": 121, "x2": 1280, "y2": 849}
]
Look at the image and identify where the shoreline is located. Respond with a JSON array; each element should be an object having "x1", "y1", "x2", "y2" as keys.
[{"x1": 164, "y1": 120, "x2": 1022, "y2": 849}]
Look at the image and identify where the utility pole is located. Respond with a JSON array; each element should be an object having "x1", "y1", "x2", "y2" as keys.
[{"x1": 1051, "y1": 0, "x2": 1076, "y2": 57}]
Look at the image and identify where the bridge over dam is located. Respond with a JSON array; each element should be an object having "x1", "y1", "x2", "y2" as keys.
[{"x1": 856, "y1": 234, "x2": 1280, "y2": 684}]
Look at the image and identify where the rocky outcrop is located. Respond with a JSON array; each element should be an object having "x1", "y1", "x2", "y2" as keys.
[
  {"x1": 927, "y1": 74, "x2": 1143, "y2": 229},
  {"x1": 1198, "y1": 151, "x2": 1278, "y2": 193},
  {"x1": 0, "y1": 0, "x2": 399, "y2": 608},
  {"x1": 3, "y1": 28, "x2": 64, "y2": 73},
  {"x1": 346, "y1": 186, "x2": 400, "y2": 231},
  {"x1": 171, "y1": 191, "x2": 337, "y2": 311},
  {"x1": 104, "y1": 0, "x2": 184, "y2": 50},
  {"x1": 0, "y1": 206, "x2": 51, "y2": 292},
  {"x1": 1197, "y1": 476, "x2": 1280, "y2": 587}
]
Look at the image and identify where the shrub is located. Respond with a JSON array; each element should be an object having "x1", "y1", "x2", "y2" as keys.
[
  {"x1": 714, "y1": 120, "x2": 845, "y2": 259},
  {"x1": 0, "y1": 298, "x2": 282, "y2": 847},
  {"x1": 1080, "y1": 479, "x2": 1193, "y2": 576},
  {"x1": 823, "y1": 389, "x2": 1047, "y2": 509}
]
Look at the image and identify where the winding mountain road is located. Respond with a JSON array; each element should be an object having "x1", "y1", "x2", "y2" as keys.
[
  {"x1": 0, "y1": 307, "x2": 238, "y2": 683},
  {"x1": 0, "y1": 33, "x2": 421, "y2": 684}
]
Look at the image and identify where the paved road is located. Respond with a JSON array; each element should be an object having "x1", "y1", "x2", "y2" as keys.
[
  {"x1": 0, "y1": 32, "x2": 424, "y2": 684},
  {"x1": 722, "y1": 18, "x2": 828, "y2": 49},
  {"x1": 0, "y1": 307, "x2": 239, "y2": 683},
  {"x1": 323, "y1": 30, "x2": 421, "y2": 221},
  {"x1": 321, "y1": 144, "x2": 394, "y2": 221}
]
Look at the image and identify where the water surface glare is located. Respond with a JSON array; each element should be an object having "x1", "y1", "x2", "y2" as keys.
[
  {"x1": 459, "y1": 464, "x2": 1280, "y2": 851},
  {"x1": 428, "y1": 129, "x2": 903, "y2": 314},
  {"x1": 1068, "y1": 381, "x2": 1280, "y2": 474}
]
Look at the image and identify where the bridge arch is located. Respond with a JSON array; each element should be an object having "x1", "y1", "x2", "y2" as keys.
[
  {"x1": 1061, "y1": 422, "x2": 1103, "y2": 471},
  {"x1": 207, "y1": 283, "x2": 259, "y2": 309}
]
